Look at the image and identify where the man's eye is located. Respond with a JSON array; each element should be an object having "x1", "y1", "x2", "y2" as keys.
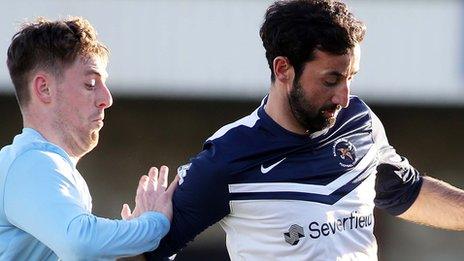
[
  {"x1": 324, "y1": 80, "x2": 338, "y2": 87},
  {"x1": 85, "y1": 79, "x2": 96, "y2": 89}
]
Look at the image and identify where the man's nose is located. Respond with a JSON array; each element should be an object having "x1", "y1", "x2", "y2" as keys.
[
  {"x1": 332, "y1": 82, "x2": 350, "y2": 108},
  {"x1": 96, "y1": 83, "x2": 113, "y2": 109}
]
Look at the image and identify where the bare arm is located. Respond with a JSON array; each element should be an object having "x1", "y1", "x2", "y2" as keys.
[{"x1": 398, "y1": 176, "x2": 464, "y2": 230}]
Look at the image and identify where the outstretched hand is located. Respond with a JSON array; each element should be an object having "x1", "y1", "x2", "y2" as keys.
[{"x1": 121, "y1": 166, "x2": 179, "y2": 221}]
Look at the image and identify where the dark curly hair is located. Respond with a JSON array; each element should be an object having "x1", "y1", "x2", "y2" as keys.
[
  {"x1": 6, "y1": 16, "x2": 109, "y2": 108},
  {"x1": 260, "y1": 0, "x2": 366, "y2": 82}
]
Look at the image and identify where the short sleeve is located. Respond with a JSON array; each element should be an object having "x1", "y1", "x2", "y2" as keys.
[{"x1": 371, "y1": 111, "x2": 423, "y2": 216}]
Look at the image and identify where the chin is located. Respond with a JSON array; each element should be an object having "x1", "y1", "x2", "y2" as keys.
[
  {"x1": 82, "y1": 131, "x2": 99, "y2": 151},
  {"x1": 91, "y1": 131, "x2": 99, "y2": 144}
]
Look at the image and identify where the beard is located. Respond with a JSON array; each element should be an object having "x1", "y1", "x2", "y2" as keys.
[{"x1": 288, "y1": 80, "x2": 339, "y2": 134}]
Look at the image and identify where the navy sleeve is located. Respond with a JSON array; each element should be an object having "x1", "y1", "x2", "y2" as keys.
[
  {"x1": 370, "y1": 110, "x2": 423, "y2": 216},
  {"x1": 145, "y1": 143, "x2": 231, "y2": 260},
  {"x1": 374, "y1": 158, "x2": 423, "y2": 215}
]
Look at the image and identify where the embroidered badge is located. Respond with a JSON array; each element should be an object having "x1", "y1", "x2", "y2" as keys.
[{"x1": 333, "y1": 138, "x2": 357, "y2": 167}]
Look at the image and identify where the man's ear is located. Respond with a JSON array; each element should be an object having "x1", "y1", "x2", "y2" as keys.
[
  {"x1": 31, "y1": 73, "x2": 53, "y2": 104},
  {"x1": 273, "y1": 56, "x2": 294, "y2": 84}
]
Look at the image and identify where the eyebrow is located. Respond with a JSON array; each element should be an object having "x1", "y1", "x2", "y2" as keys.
[
  {"x1": 85, "y1": 69, "x2": 109, "y2": 79},
  {"x1": 325, "y1": 70, "x2": 359, "y2": 78}
]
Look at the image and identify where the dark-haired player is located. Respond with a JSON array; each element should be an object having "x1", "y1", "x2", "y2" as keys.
[{"x1": 147, "y1": 1, "x2": 464, "y2": 260}]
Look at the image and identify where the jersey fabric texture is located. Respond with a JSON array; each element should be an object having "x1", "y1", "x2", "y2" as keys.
[
  {"x1": 146, "y1": 96, "x2": 423, "y2": 261},
  {"x1": 0, "y1": 128, "x2": 170, "y2": 260}
]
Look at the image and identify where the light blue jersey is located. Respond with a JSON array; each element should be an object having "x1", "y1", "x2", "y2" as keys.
[{"x1": 0, "y1": 128, "x2": 169, "y2": 260}]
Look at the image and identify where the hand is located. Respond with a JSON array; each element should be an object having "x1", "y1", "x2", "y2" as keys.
[{"x1": 121, "y1": 166, "x2": 179, "y2": 221}]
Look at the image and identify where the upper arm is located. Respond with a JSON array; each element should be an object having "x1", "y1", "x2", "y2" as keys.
[
  {"x1": 5, "y1": 150, "x2": 87, "y2": 232},
  {"x1": 146, "y1": 146, "x2": 231, "y2": 259},
  {"x1": 4, "y1": 150, "x2": 90, "y2": 252},
  {"x1": 370, "y1": 111, "x2": 423, "y2": 216}
]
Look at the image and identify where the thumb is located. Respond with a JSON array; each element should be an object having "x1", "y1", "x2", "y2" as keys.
[
  {"x1": 165, "y1": 175, "x2": 180, "y2": 197},
  {"x1": 121, "y1": 203, "x2": 132, "y2": 220}
]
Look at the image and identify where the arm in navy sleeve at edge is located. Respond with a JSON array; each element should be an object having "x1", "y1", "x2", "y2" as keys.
[
  {"x1": 370, "y1": 110, "x2": 424, "y2": 216},
  {"x1": 144, "y1": 143, "x2": 231, "y2": 260},
  {"x1": 4, "y1": 149, "x2": 170, "y2": 260},
  {"x1": 372, "y1": 108, "x2": 464, "y2": 231}
]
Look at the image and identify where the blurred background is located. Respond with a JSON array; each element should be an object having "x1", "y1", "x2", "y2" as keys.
[{"x1": 1, "y1": 0, "x2": 464, "y2": 260}]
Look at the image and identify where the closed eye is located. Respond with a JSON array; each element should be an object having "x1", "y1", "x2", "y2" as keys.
[
  {"x1": 85, "y1": 79, "x2": 96, "y2": 89},
  {"x1": 324, "y1": 77, "x2": 339, "y2": 87}
]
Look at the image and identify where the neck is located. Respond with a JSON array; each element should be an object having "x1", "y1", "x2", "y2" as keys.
[
  {"x1": 23, "y1": 110, "x2": 81, "y2": 162},
  {"x1": 264, "y1": 82, "x2": 307, "y2": 135}
]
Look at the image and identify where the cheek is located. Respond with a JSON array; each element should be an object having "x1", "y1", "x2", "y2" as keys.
[
  {"x1": 55, "y1": 90, "x2": 92, "y2": 127},
  {"x1": 64, "y1": 101, "x2": 89, "y2": 126},
  {"x1": 301, "y1": 82, "x2": 328, "y2": 105},
  {"x1": 71, "y1": 92, "x2": 94, "y2": 111}
]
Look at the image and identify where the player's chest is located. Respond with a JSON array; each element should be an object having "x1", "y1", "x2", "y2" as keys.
[{"x1": 232, "y1": 131, "x2": 375, "y2": 184}]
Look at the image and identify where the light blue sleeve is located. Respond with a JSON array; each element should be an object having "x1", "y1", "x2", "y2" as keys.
[{"x1": 3, "y1": 149, "x2": 169, "y2": 260}]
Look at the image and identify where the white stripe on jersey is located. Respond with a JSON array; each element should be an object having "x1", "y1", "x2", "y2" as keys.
[{"x1": 207, "y1": 108, "x2": 260, "y2": 142}]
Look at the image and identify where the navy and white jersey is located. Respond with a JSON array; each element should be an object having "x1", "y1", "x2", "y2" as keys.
[{"x1": 146, "y1": 96, "x2": 423, "y2": 261}]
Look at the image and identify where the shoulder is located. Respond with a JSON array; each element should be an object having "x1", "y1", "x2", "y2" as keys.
[
  {"x1": 2, "y1": 129, "x2": 74, "y2": 175},
  {"x1": 347, "y1": 96, "x2": 388, "y2": 144},
  {"x1": 202, "y1": 107, "x2": 263, "y2": 161},
  {"x1": 348, "y1": 96, "x2": 383, "y2": 125},
  {"x1": 6, "y1": 147, "x2": 75, "y2": 190},
  {"x1": 345, "y1": 96, "x2": 372, "y2": 118},
  {"x1": 336, "y1": 96, "x2": 373, "y2": 124},
  {"x1": 207, "y1": 107, "x2": 261, "y2": 143},
  {"x1": 180, "y1": 107, "x2": 265, "y2": 185},
  {"x1": 11, "y1": 148, "x2": 72, "y2": 173}
]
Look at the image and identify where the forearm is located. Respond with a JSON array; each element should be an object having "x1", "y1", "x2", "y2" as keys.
[
  {"x1": 6, "y1": 185, "x2": 169, "y2": 260},
  {"x1": 61, "y1": 212, "x2": 170, "y2": 260},
  {"x1": 398, "y1": 176, "x2": 464, "y2": 230}
]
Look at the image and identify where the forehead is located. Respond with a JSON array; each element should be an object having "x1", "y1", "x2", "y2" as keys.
[
  {"x1": 306, "y1": 44, "x2": 361, "y2": 74},
  {"x1": 68, "y1": 55, "x2": 108, "y2": 79}
]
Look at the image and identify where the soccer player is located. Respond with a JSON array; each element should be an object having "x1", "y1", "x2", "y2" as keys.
[
  {"x1": 146, "y1": 0, "x2": 464, "y2": 260},
  {"x1": 0, "y1": 17, "x2": 178, "y2": 260}
]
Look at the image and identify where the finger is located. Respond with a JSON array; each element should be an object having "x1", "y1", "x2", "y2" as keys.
[
  {"x1": 136, "y1": 175, "x2": 149, "y2": 198},
  {"x1": 148, "y1": 167, "x2": 158, "y2": 192},
  {"x1": 121, "y1": 204, "x2": 132, "y2": 220},
  {"x1": 165, "y1": 174, "x2": 180, "y2": 196},
  {"x1": 158, "y1": 165, "x2": 169, "y2": 190}
]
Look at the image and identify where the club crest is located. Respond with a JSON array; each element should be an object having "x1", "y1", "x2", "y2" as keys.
[{"x1": 333, "y1": 138, "x2": 357, "y2": 167}]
